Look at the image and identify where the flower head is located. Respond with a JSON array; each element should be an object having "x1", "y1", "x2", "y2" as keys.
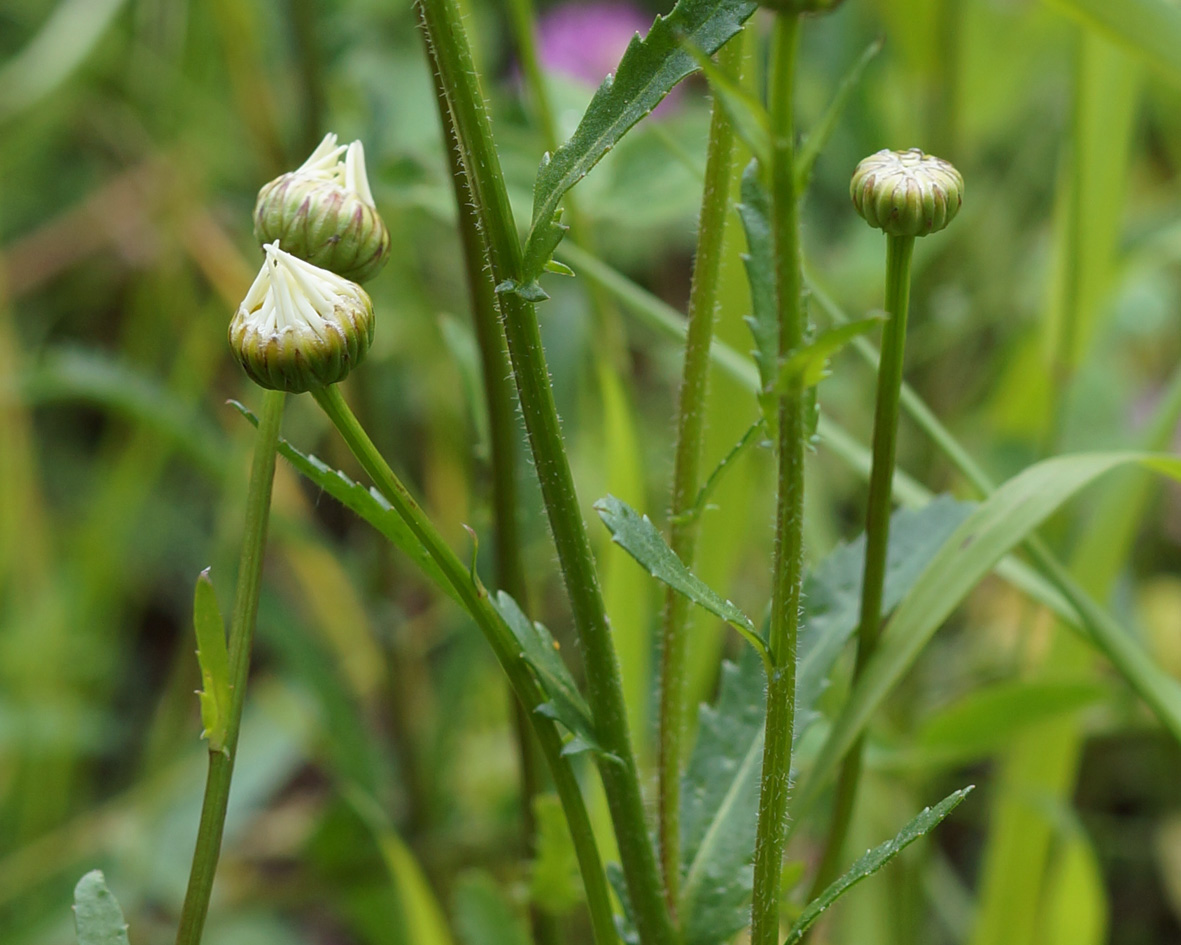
[
  {"x1": 254, "y1": 133, "x2": 390, "y2": 283},
  {"x1": 229, "y1": 242, "x2": 375, "y2": 392},
  {"x1": 850, "y1": 149, "x2": 964, "y2": 238}
]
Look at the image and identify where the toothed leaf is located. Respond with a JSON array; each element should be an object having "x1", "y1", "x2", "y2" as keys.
[{"x1": 193, "y1": 569, "x2": 231, "y2": 751}]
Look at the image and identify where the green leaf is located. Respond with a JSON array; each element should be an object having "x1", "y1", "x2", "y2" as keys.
[
  {"x1": 794, "y1": 37, "x2": 883, "y2": 193},
  {"x1": 522, "y1": 0, "x2": 758, "y2": 281},
  {"x1": 679, "y1": 651, "x2": 766, "y2": 945},
  {"x1": 782, "y1": 787, "x2": 974, "y2": 944},
  {"x1": 453, "y1": 872, "x2": 531, "y2": 945},
  {"x1": 193, "y1": 568, "x2": 230, "y2": 752},
  {"x1": 737, "y1": 163, "x2": 776, "y2": 395},
  {"x1": 230, "y1": 401, "x2": 458, "y2": 605},
  {"x1": 491, "y1": 592, "x2": 606, "y2": 758},
  {"x1": 1045, "y1": 0, "x2": 1181, "y2": 87},
  {"x1": 677, "y1": 497, "x2": 972, "y2": 945},
  {"x1": 685, "y1": 41, "x2": 770, "y2": 166},
  {"x1": 529, "y1": 794, "x2": 585, "y2": 916},
  {"x1": 776, "y1": 315, "x2": 886, "y2": 390},
  {"x1": 72, "y1": 871, "x2": 130, "y2": 945},
  {"x1": 796, "y1": 451, "x2": 1181, "y2": 816},
  {"x1": 593, "y1": 494, "x2": 768, "y2": 665}
]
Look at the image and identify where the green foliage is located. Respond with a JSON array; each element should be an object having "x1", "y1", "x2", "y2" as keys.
[
  {"x1": 782, "y1": 787, "x2": 975, "y2": 945},
  {"x1": 522, "y1": 0, "x2": 758, "y2": 284},
  {"x1": 1047, "y1": 0, "x2": 1181, "y2": 85},
  {"x1": 72, "y1": 871, "x2": 130, "y2": 945},
  {"x1": 453, "y1": 872, "x2": 531, "y2": 945},
  {"x1": 192, "y1": 568, "x2": 230, "y2": 752},
  {"x1": 775, "y1": 315, "x2": 886, "y2": 390},
  {"x1": 530, "y1": 794, "x2": 585, "y2": 916},
  {"x1": 593, "y1": 494, "x2": 767, "y2": 665}
]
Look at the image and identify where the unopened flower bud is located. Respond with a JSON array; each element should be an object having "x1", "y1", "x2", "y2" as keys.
[
  {"x1": 254, "y1": 134, "x2": 390, "y2": 283},
  {"x1": 229, "y1": 242, "x2": 375, "y2": 392},
  {"x1": 850, "y1": 149, "x2": 964, "y2": 238}
]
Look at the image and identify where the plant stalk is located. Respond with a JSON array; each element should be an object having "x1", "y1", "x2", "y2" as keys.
[
  {"x1": 416, "y1": 1, "x2": 675, "y2": 941},
  {"x1": 175, "y1": 388, "x2": 285, "y2": 945},
  {"x1": 426, "y1": 49, "x2": 557, "y2": 945},
  {"x1": 750, "y1": 14, "x2": 804, "y2": 945},
  {"x1": 310, "y1": 384, "x2": 618, "y2": 945},
  {"x1": 658, "y1": 33, "x2": 744, "y2": 912},
  {"x1": 808, "y1": 233, "x2": 915, "y2": 897}
]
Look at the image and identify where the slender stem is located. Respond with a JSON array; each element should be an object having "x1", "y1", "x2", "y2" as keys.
[
  {"x1": 416, "y1": 2, "x2": 675, "y2": 941},
  {"x1": 658, "y1": 33, "x2": 744, "y2": 912},
  {"x1": 808, "y1": 233, "x2": 914, "y2": 897},
  {"x1": 310, "y1": 384, "x2": 618, "y2": 945},
  {"x1": 426, "y1": 49, "x2": 557, "y2": 945},
  {"x1": 175, "y1": 388, "x2": 285, "y2": 945},
  {"x1": 750, "y1": 15, "x2": 804, "y2": 945}
]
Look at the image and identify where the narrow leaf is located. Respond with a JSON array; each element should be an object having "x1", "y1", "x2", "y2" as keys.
[
  {"x1": 523, "y1": 0, "x2": 758, "y2": 282},
  {"x1": 776, "y1": 315, "x2": 886, "y2": 390},
  {"x1": 782, "y1": 787, "x2": 974, "y2": 944},
  {"x1": 737, "y1": 163, "x2": 776, "y2": 393},
  {"x1": 72, "y1": 871, "x2": 131, "y2": 945},
  {"x1": 492, "y1": 592, "x2": 606, "y2": 758},
  {"x1": 1045, "y1": 0, "x2": 1181, "y2": 87},
  {"x1": 685, "y1": 41, "x2": 771, "y2": 166},
  {"x1": 794, "y1": 37, "x2": 883, "y2": 192},
  {"x1": 594, "y1": 495, "x2": 768, "y2": 664},
  {"x1": 193, "y1": 568, "x2": 230, "y2": 752},
  {"x1": 796, "y1": 452, "x2": 1181, "y2": 816},
  {"x1": 231, "y1": 400, "x2": 458, "y2": 605}
]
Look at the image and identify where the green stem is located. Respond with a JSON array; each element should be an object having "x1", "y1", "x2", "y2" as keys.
[
  {"x1": 175, "y1": 388, "x2": 285, "y2": 945},
  {"x1": 416, "y1": 3, "x2": 674, "y2": 942},
  {"x1": 310, "y1": 384, "x2": 618, "y2": 945},
  {"x1": 658, "y1": 33, "x2": 744, "y2": 912},
  {"x1": 750, "y1": 15, "x2": 803, "y2": 945},
  {"x1": 426, "y1": 48, "x2": 557, "y2": 945},
  {"x1": 808, "y1": 234, "x2": 914, "y2": 897}
]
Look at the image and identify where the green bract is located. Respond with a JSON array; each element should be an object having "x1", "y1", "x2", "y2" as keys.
[
  {"x1": 850, "y1": 149, "x2": 964, "y2": 238},
  {"x1": 254, "y1": 133, "x2": 390, "y2": 283},
  {"x1": 229, "y1": 242, "x2": 375, "y2": 393}
]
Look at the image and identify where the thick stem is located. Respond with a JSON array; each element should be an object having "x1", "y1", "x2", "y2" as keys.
[
  {"x1": 658, "y1": 33, "x2": 744, "y2": 912},
  {"x1": 175, "y1": 388, "x2": 286, "y2": 945},
  {"x1": 750, "y1": 15, "x2": 804, "y2": 945},
  {"x1": 808, "y1": 233, "x2": 914, "y2": 896},
  {"x1": 416, "y1": 2, "x2": 675, "y2": 941},
  {"x1": 426, "y1": 50, "x2": 556, "y2": 945},
  {"x1": 310, "y1": 384, "x2": 618, "y2": 945}
]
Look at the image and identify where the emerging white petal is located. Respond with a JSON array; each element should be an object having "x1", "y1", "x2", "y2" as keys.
[{"x1": 286, "y1": 132, "x2": 376, "y2": 207}]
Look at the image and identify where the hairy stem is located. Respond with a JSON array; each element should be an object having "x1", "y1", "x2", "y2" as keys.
[
  {"x1": 311, "y1": 384, "x2": 617, "y2": 945},
  {"x1": 416, "y1": 1, "x2": 675, "y2": 941},
  {"x1": 658, "y1": 33, "x2": 744, "y2": 912},
  {"x1": 175, "y1": 388, "x2": 285, "y2": 945},
  {"x1": 809, "y1": 233, "x2": 915, "y2": 897},
  {"x1": 750, "y1": 14, "x2": 804, "y2": 945}
]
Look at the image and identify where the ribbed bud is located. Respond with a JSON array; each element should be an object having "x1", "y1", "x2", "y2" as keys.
[
  {"x1": 254, "y1": 133, "x2": 390, "y2": 283},
  {"x1": 850, "y1": 149, "x2": 964, "y2": 238},
  {"x1": 229, "y1": 242, "x2": 375, "y2": 393}
]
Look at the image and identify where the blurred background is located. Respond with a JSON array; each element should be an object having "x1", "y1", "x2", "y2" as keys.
[{"x1": 2, "y1": 0, "x2": 1181, "y2": 943}]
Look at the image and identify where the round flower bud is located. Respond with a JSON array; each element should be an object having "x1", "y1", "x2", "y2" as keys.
[
  {"x1": 850, "y1": 149, "x2": 964, "y2": 238},
  {"x1": 254, "y1": 133, "x2": 390, "y2": 283},
  {"x1": 229, "y1": 242, "x2": 375, "y2": 393}
]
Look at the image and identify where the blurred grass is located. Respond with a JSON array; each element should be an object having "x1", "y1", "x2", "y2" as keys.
[{"x1": 2, "y1": 0, "x2": 1181, "y2": 944}]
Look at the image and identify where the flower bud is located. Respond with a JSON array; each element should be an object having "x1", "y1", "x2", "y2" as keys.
[
  {"x1": 229, "y1": 242, "x2": 375, "y2": 392},
  {"x1": 254, "y1": 134, "x2": 390, "y2": 283},
  {"x1": 850, "y1": 149, "x2": 964, "y2": 238}
]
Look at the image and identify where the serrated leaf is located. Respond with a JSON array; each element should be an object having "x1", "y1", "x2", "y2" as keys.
[
  {"x1": 231, "y1": 400, "x2": 458, "y2": 605},
  {"x1": 737, "y1": 162, "x2": 776, "y2": 394},
  {"x1": 522, "y1": 0, "x2": 758, "y2": 282},
  {"x1": 776, "y1": 315, "x2": 886, "y2": 390},
  {"x1": 676, "y1": 497, "x2": 973, "y2": 945},
  {"x1": 193, "y1": 568, "x2": 230, "y2": 751},
  {"x1": 685, "y1": 41, "x2": 770, "y2": 166},
  {"x1": 491, "y1": 591, "x2": 607, "y2": 757},
  {"x1": 529, "y1": 794, "x2": 584, "y2": 916},
  {"x1": 593, "y1": 495, "x2": 767, "y2": 664},
  {"x1": 72, "y1": 871, "x2": 131, "y2": 945},
  {"x1": 794, "y1": 37, "x2": 883, "y2": 193},
  {"x1": 782, "y1": 787, "x2": 974, "y2": 944}
]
